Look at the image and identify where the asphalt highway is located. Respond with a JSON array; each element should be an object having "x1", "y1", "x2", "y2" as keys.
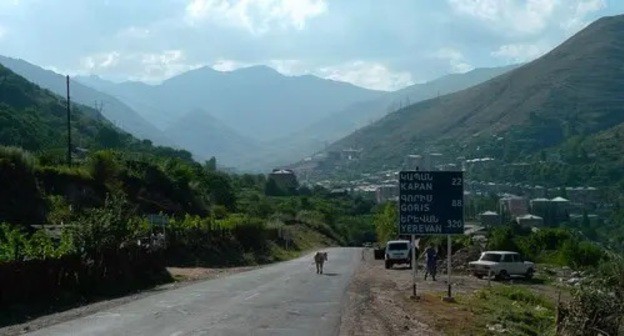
[{"x1": 27, "y1": 247, "x2": 361, "y2": 336}]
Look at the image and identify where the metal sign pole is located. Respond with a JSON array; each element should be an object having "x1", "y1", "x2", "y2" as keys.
[
  {"x1": 399, "y1": 170, "x2": 463, "y2": 302},
  {"x1": 446, "y1": 234, "x2": 452, "y2": 300},
  {"x1": 411, "y1": 234, "x2": 418, "y2": 299}
]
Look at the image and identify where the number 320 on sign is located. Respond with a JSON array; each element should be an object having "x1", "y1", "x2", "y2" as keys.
[{"x1": 447, "y1": 220, "x2": 462, "y2": 228}]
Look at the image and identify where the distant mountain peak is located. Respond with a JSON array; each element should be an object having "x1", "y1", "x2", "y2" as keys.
[
  {"x1": 229, "y1": 65, "x2": 282, "y2": 78},
  {"x1": 319, "y1": 14, "x2": 624, "y2": 175}
]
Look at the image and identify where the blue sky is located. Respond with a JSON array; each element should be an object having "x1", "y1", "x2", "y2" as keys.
[{"x1": 0, "y1": 0, "x2": 623, "y2": 91}]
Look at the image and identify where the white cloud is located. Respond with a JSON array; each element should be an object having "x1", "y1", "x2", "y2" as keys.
[
  {"x1": 0, "y1": 25, "x2": 6, "y2": 40},
  {"x1": 212, "y1": 59, "x2": 250, "y2": 71},
  {"x1": 79, "y1": 50, "x2": 204, "y2": 83},
  {"x1": 81, "y1": 51, "x2": 121, "y2": 71},
  {"x1": 448, "y1": 0, "x2": 557, "y2": 35},
  {"x1": 491, "y1": 43, "x2": 548, "y2": 63},
  {"x1": 267, "y1": 59, "x2": 308, "y2": 75},
  {"x1": 560, "y1": 0, "x2": 606, "y2": 33},
  {"x1": 433, "y1": 48, "x2": 475, "y2": 73},
  {"x1": 185, "y1": 0, "x2": 327, "y2": 34},
  {"x1": 314, "y1": 61, "x2": 414, "y2": 91},
  {"x1": 208, "y1": 58, "x2": 412, "y2": 91},
  {"x1": 448, "y1": 0, "x2": 607, "y2": 36}
]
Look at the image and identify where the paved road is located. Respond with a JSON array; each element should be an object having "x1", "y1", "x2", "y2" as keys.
[{"x1": 28, "y1": 248, "x2": 361, "y2": 336}]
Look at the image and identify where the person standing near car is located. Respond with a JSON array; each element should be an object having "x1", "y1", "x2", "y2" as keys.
[{"x1": 422, "y1": 244, "x2": 438, "y2": 281}]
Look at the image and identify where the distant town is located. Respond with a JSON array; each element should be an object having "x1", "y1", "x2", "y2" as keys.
[{"x1": 282, "y1": 149, "x2": 606, "y2": 235}]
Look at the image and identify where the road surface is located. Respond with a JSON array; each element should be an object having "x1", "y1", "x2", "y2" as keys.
[{"x1": 27, "y1": 248, "x2": 360, "y2": 336}]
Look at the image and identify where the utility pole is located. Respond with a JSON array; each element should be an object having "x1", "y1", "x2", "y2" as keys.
[{"x1": 66, "y1": 75, "x2": 72, "y2": 167}]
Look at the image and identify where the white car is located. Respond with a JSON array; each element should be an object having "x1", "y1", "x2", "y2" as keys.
[
  {"x1": 384, "y1": 240, "x2": 412, "y2": 269},
  {"x1": 468, "y1": 251, "x2": 535, "y2": 280}
]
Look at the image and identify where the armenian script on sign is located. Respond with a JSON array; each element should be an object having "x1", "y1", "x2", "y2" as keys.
[{"x1": 398, "y1": 171, "x2": 464, "y2": 235}]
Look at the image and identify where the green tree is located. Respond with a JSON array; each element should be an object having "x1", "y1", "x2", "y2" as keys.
[
  {"x1": 374, "y1": 202, "x2": 397, "y2": 245},
  {"x1": 204, "y1": 172, "x2": 236, "y2": 211},
  {"x1": 205, "y1": 157, "x2": 217, "y2": 172},
  {"x1": 69, "y1": 194, "x2": 142, "y2": 260},
  {"x1": 24, "y1": 229, "x2": 55, "y2": 260},
  {"x1": 264, "y1": 178, "x2": 283, "y2": 196},
  {"x1": 487, "y1": 226, "x2": 519, "y2": 251},
  {"x1": 88, "y1": 150, "x2": 121, "y2": 189},
  {"x1": 0, "y1": 146, "x2": 45, "y2": 225},
  {"x1": 0, "y1": 223, "x2": 27, "y2": 262},
  {"x1": 95, "y1": 125, "x2": 123, "y2": 148}
]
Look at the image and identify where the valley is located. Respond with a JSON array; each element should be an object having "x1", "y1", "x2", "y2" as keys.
[{"x1": 1, "y1": 4, "x2": 624, "y2": 335}]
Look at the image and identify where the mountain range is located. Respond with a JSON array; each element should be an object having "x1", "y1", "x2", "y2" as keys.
[
  {"x1": 319, "y1": 14, "x2": 624, "y2": 178},
  {"x1": 264, "y1": 64, "x2": 519, "y2": 169},
  {"x1": 0, "y1": 56, "x2": 173, "y2": 148},
  {"x1": 76, "y1": 66, "x2": 384, "y2": 140},
  {"x1": 1, "y1": 53, "x2": 521, "y2": 171},
  {"x1": 0, "y1": 62, "x2": 191, "y2": 161}
]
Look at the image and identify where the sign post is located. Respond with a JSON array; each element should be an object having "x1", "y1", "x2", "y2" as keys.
[
  {"x1": 447, "y1": 234, "x2": 452, "y2": 300},
  {"x1": 411, "y1": 234, "x2": 417, "y2": 299},
  {"x1": 399, "y1": 171, "x2": 464, "y2": 302}
]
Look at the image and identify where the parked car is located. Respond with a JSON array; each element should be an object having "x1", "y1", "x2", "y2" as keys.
[
  {"x1": 468, "y1": 251, "x2": 535, "y2": 280},
  {"x1": 384, "y1": 240, "x2": 412, "y2": 269}
]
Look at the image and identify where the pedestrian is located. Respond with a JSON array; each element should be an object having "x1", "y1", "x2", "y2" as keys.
[{"x1": 421, "y1": 244, "x2": 438, "y2": 281}]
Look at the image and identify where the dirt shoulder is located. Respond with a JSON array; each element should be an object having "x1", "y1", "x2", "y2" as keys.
[
  {"x1": 339, "y1": 248, "x2": 445, "y2": 336},
  {"x1": 0, "y1": 265, "x2": 260, "y2": 336},
  {"x1": 339, "y1": 248, "x2": 563, "y2": 336}
]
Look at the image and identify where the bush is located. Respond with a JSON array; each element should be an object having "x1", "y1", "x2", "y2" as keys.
[
  {"x1": 0, "y1": 146, "x2": 45, "y2": 225},
  {"x1": 88, "y1": 150, "x2": 121, "y2": 189},
  {"x1": 68, "y1": 194, "x2": 144, "y2": 259},
  {"x1": 558, "y1": 239, "x2": 605, "y2": 268},
  {"x1": 487, "y1": 226, "x2": 519, "y2": 251},
  {"x1": 232, "y1": 217, "x2": 267, "y2": 252},
  {"x1": 0, "y1": 223, "x2": 27, "y2": 262},
  {"x1": 559, "y1": 258, "x2": 624, "y2": 336},
  {"x1": 374, "y1": 202, "x2": 397, "y2": 245}
]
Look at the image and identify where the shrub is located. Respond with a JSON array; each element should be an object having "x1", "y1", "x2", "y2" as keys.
[
  {"x1": 0, "y1": 146, "x2": 45, "y2": 225},
  {"x1": 487, "y1": 226, "x2": 519, "y2": 251},
  {"x1": 0, "y1": 223, "x2": 27, "y2": 262},
  {"x1": 68, "y1": 194, "x2": 144, "y2": 259},
  {"x1": 232, "y1": 217, "x2": 267, "y2": 252},
  {"x1": 373, "y1": 202, "x2": 397, "y2": 245},
  {"x1": 88, "y1": 150, "x2": 121, "y2": 189},
  {"x1": 559, "y1": 258, "x2": 624, "y2": 336}
]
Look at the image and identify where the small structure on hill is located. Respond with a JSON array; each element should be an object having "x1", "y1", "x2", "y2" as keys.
[
  {"x1": 516, "y1": 214, "x2": 544, "y2": 227},
  {"x1": 266, "y1": 169, "x2": 299, "y2": 195}
]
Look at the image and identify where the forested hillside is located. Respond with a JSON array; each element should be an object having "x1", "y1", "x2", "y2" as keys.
[
  {"x1": 0, "y1": 65, "x2": 376, "y2": 323},
  {"x1": 327, "y1": 15, "x2": 624, "y2": 179}
]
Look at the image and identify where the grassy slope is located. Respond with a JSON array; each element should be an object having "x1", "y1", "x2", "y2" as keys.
[
  {"x1": 327, "y1": 14, "x2": 624, "y2": 173},
  {"x1": 0, "y1": 63, "x2": 193, "y2": 160}
]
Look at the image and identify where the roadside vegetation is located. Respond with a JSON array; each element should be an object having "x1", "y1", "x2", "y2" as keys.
[
  {"x1": 372, "y1": 201, "x2": 624, "y2": 334},
  {"x1": 0, "y1": 145, "x2": 376, "y2": 326}
]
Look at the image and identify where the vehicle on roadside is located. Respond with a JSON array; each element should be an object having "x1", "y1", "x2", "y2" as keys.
[
  {"x1": 384, "y1": 240, "x2": 412, "y2": 269},
  {"x1": 469, "y1": 251, "x2": 535, "y2": 280}
]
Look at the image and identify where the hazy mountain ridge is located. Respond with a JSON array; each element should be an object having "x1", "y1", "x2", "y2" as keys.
[
  {"x1": 164, "y1": 108, "x2": 260, "y2": 166},
  {"x1": 260, "y1": 65, "x2": 519, "y2": 170},
  {"x1": 0, "y1": 63, "x2": 192, "y2": 161},
  {"x1": 323, "y1": 14, "x2": 624, "y2": 174},
  {"x1": 0, "y1": 56, "x2": 173, "y2": 147},
  {"x1": 77, "y1": 65, "x2": 385, "y2": 140}
]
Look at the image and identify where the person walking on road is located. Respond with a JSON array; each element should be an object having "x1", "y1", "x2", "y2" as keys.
[{"x1": 422, "y1": 244, "x2": 438, "y2": 281}]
